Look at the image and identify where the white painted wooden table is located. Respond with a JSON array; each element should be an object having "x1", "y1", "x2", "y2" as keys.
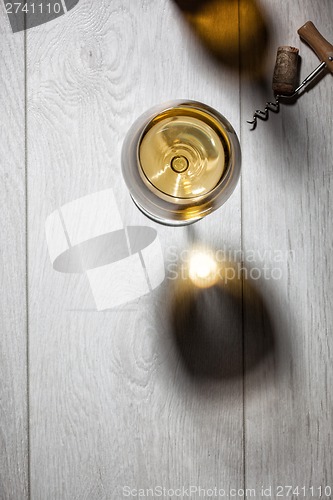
[{"x1": 1, "y1": 0, "x2": 332, "y2": 499}]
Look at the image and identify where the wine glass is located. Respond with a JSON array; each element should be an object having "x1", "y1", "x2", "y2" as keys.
[{"x1": 121, "y1": 100, "x2": 241, "y2": 226}]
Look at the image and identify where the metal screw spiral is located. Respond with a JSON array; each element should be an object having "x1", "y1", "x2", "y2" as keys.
[{"x1": 247, "y1": 96, "x2": 280, "y2": 130}]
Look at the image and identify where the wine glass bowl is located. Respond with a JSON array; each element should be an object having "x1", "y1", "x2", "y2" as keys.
[{"x1": 121, "y1": 100, "x2": 241, "y2": 226}]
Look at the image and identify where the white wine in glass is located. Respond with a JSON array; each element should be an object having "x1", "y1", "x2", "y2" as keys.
[{"x1": 122, "y1": 100, "x2": 241, "y2": 226}]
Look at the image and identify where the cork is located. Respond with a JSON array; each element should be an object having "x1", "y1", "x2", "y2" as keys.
[{"x1": 272, "y1": 46, "x2": 299, "y2": 95}]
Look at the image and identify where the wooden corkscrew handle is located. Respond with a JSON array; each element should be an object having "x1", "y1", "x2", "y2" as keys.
[{"x1": 298, "y1": 21, "x2": 333, "y2": 73}]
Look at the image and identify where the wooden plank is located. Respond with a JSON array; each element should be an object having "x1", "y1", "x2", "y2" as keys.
[
  {"x1": 27, "y1": 0, "x2": 243, "y2": 498},
  {"x1": 0, "y1": 3, "x2": 28, "y2": 499},
  {"x1": 241, "y1": 0, "x2": 333, "y2": 495}
]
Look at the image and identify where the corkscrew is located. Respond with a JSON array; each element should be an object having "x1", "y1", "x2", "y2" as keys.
[{"x1": 248, "y1": 21, "x2": 333, "y2": 129}]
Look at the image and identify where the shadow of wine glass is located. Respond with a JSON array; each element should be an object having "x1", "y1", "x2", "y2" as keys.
[
  {"x1": 172, "y1": 0, "x2": 271, "y2": 79},
  {"x1": 168, "y1": 260, "x2": 276, "y2": 380},
  {"x1": 152, "y1": 239, "x2": 293, "y2": 403}
]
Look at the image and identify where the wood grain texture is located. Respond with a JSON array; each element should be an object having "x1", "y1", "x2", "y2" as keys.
[
  {"x1": 27, "y1": 1, "x2": 243, "y2": 498},
  {"x1": 0, "y1": 0, "x2": 329, "y2": 497},
  {"x1": 0, "y1": 3, "x2": 28, "y2": 500},
  {"x1": 241, "y1": 0, "x2": 333, "y2": 495}
]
